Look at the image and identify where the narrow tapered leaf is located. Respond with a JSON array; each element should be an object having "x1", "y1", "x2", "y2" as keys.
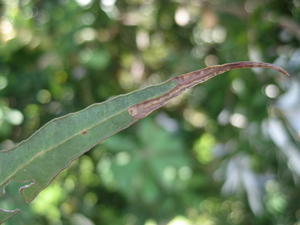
[{"x1": 0, "y1": 62, "x2": 289, "y2": 223}]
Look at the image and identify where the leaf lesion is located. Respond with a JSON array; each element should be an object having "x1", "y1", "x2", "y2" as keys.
[
  {"x1": 128, "y1": 61, "x2": 289, "y2": 120},
  {"x1": 81, "y1": 130, "x2": 88, "y2": 135}
]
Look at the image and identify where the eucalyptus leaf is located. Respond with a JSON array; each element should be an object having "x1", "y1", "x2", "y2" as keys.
[{"x1": 0, "y1": 61, "x2": 289, "y2": 223}]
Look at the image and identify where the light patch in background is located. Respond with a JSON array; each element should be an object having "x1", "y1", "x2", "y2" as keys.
[
  {"x1": 36, "y1": 89, "x2": 51, "y2": 104},
  {"x1": 204, "y1": 54, "x2": 218, "y2": 66},
  {"x1": 156, "y1": 113, "x2": 178, "y2": 132},
  {"x1": 230, "y1": 113, "x2": 247, "y2": 128},
  {"x1": 231, "y1": 79, "x2": 245, "y2": 95},
  {"x1": 218, "y1": 109, "x2": 231, "y2": 125},
  {"x1": 17, "y1": 29, "x2": 33, "y2": 46},
  {"x1": 101, "y1": 0, "x2": 116, "y2": 7},
  {"x1": 0, "y1": 139, "x2": 15, "y2": 150},
  {"x1": 118, "y1": 71, "x2": 136, "y2": 90},
  {"x1": 211, "y1": 26, "x2": 227, "y2": 43},
  {"x1": 38, "y1": 53, "x2": 62, "y2": 69},
  {"x1": 0, "y1": 76, "x2": 8, "y2": 90},
  {"x1": 145, "y1": 219, "x2": 157, "y2": 225},
  {"x1": 79, "y1": 48, "x2": 111, "y2": 70},
  {"x1": 163, "y1": 166, "x2": 176, "y2": 183},
  {"x1": 193, "y1": 133, "x2": 215, "y2": 164},
  {"x1": 6, "y1": 109, "x2": 24, "y2": 125},
  {"x1": 118, "y1": 56, "x2": 145, "y2": 89},
  {"x1": 0, "y1": 19, "x2": 16, "y2": 42},
  {"x1": 32, "y1": 184, "x2": 64, "y2": 223},
  {"x1": 192, "y1": 45, "x2": 209, "y2": 59},
  {"x1": 116, "y1": 152, "x2": 131, "y2": 166},
  {"x1": 0, "y1": 108, "x2": 4, "y2": 126},
  {"x1": 122, "y1": 12, "x2": 140, "y2": 26},
  {"x1": 183, "y1": 108, "x2": 207, "y2": 128},
  {"x1": 75, "y1": 0, "x2": 93, "y2": 7},
  {"x1": 178, "y1": 166, "x2": 192, "y2": 180},
  {"x1": 202, "y1": 9, "x2": 218, "y2": 28},
  {"x1": 100, "y1": 0, "x2": 118, "y2": 17},
  {"x1": 276, "y1": 80, "x2": 300, "y2": 136},
  {"x1": 80, "y1": 13, "x2": 95, "y2": 25},
  {"x1": 136, "y1": 30, "x2": 150, "y2": 50},
  {"x1": 97, "y1": 156, "x2": 114, "y2": 187},
  {"x1": 198, "y1": 29, "x2": 213, "y2": 43},
  {"x1": 74, "y1": 27, "x2": 96, "y2": 43},
  {"x1": 175, "y1": 8, "x2": 190, "y2": 26},
  {"x1": 193, "y1": 26, "x2": 226, "y2": 44},
  {"x1": 248, "y1": 45, "x2": 262, "y2": 62},
  {"x1": 64, "y1": 176, "x2": 76, "y2": 192},
  {"x1": 79, "y1": 156, "x2": 95, "y2": 185},
  {"x1": 267, "y1": 119, "x2": 300, "y2": 175},
  {"x1": 294, "y1": 0, "x2": 300, "y2": 7},
  {"x1": 264, "y1": 84, "x2": 279, "y2": 98},
  {"x1": 265, "y1": 180, "x2": 287, "y2": 214},
  {"x1": 71, "y1": 214, "x2": 95, "y2": 225},
  {"x1": 130, "y1": 59, "x2": 145, "y2": 83},
  {"x1": 248, "y1": 45, "x2": 263, "y2": 73},
  {"x1": 221, "y1": 155, "x2": 264, "y2": 216},
  {"x1": 167, "y1": 216, "x2": 191, "y2": 225}
]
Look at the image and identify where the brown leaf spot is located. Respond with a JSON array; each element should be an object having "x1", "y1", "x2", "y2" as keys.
[{"x1": 81, "y1": 130, "x2": 88, "y2": 135}]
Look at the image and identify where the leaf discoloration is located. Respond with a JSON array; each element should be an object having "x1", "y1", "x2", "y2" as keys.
[
  {"x1": 81, "y1": 130, "x2": 88, "y2": 135},
  {"x1": 128, "y1": 61, "x2": 289, "y2": 119}
]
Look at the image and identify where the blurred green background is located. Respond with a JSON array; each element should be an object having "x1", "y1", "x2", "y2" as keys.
[{"x1": 0, "y1": 0, "x2": 300, "y2": 224}]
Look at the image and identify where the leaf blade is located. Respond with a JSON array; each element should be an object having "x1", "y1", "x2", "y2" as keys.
[
  {"x1": 0, "y1": 61, "x2": 289, "y2": 223},
  {"x1": 0, "y1": 80, "x2": 177, "y2": 222}
]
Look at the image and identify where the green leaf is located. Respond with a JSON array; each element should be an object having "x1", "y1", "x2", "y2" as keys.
[
  {"x1": 0, "y1": 61, "x2": 289, "y2": 223},
  {"x1": 0, "y1": 80, "x2": 177, "y2": 222}
]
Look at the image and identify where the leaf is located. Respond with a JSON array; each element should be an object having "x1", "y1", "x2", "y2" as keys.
[{"x1": 0, "y1": 61, "x2": 289, "y2": 223}]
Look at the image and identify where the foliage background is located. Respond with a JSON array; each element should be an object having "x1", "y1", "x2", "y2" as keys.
[{"x1": 0, "y1": 0, "x2": 299, "y2": 224}]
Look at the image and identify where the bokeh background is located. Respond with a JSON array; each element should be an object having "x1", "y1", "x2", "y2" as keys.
[{"x1": 0, "y1": 0, "x2": 300, "y2": 224}]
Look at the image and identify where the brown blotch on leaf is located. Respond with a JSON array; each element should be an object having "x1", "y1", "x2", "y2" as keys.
[
  {"x1": 81, "y1": 130, "x2": 88, "y2": 135},
  {"x1": 127, "y1": 61, "x2": 289, "y2": 120}
]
